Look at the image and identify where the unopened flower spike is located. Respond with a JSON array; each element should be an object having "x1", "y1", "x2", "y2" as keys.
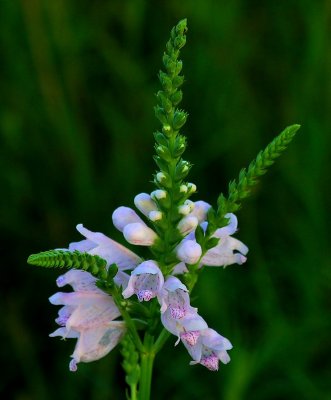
[{"x1": 27, "y1": 17, "x2": 299, "y2": 400}]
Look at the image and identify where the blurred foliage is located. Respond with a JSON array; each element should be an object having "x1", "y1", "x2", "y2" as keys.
[{"x1": 1, "y1": 0, "x2": 330, "y2": 399}]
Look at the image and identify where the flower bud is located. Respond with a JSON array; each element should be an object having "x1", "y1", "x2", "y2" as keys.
[
  {"x1": 154, "y1": 105, "x2": 168, "y2": 125},
  {"x1": 175, "y1": 19, "x2": 187, "y2": 36},
  {"x1": 163, "y1": 55, "x2": 176, "y2": 74},
  {"x1": 175, "y1": 160, "x2": 190, "y2": 180},
  {"x1": 134, "y1": 193, "x2": 157, "y2": 217},
  {"x1": 173, "y1": 136, "x2": 186, "y2": 157},
  {"x1": 172, "y1": 75, "x2": 184, "y2": 88},
  {"x1": 151, "y1": 189, "x2": 167, "y2": 200},
  {"x1": 176, "y1": 240, "x2": 202, "y2": 264},
  {"x1": 159, "y1": 71, "x2": 172, "y2": 92},
  {"x1": 123, "y1": 223, "x2": 158, "y2": 246},
  {"x1": 154, "y1": 131, "x2": 168, "y2": 146},
  {"x1": 180, "y1": 184, "x2": 188, "y2": 193},
  {"x1": 184, "y1": 200, "x2": 195, "y2": 212},
  {"x1": 162, "y1": 124, "x2": 172, "y2": 135},
  {"x1": 151, "y1": 189, "x2": 171, "y2": 209},
  {"x1": 177, "y1": 216, "x2": 198, "y2": 236},
  {"x1": 174, "y1": 35, "x2": 186, "y2": 50},
  {"x1": 187, "y1": 182, "x2": 197, "y2": 193},
  {"x1": 156, "y1": 172, "x2": 166, "y2": 183},
  {"x1": 191, "y1": 201, "x2": 211, "y2": 223},
  {"x1": 178, "y1": 204, "x2": 191, "y2": 215},
  {"x1": 156, "y1": 145, "x2": 172, "y2": 161},
  {"x1": 149, "y1": 211, "x2": 163, "y2": 222},
  {"x1": 112, "y1": 207, "x2": 144, "y2": 232},
  {"x1": 173, "y1": 110, "x2": 188, "y2": 130},
  {"x1": 170, "y1": 90, "x2": 183, "y2": 106},
  {"x1": 155, "y1": 172, "x2": 172, "y2": 188},
  {"x1": 174, "y1": 60, "x2": 183, "y2": 75}
]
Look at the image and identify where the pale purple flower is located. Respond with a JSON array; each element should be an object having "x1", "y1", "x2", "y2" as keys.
[
  {"x1": 201, "y1": 213, "x2": 248, "y2": 267},
  {"x1": 123, "y1": 223, "x2": 158, "y2": 246},
  {"x1": 172, "y1": 262, "x2": 189, "y2": 275},
  {"x1": 69, "y1": 224, "x2": 141, "y2": 271},
  {"x1": 122, "y1": 260, "x2": 164, "y2": 302},
  {"x1": 160, "y1": 276, "x2": 207, "y2": 341},
  {"x1": 177, "y1": 215, "x2": 199, "y2": 236},
  {"x1": 181, "y1": 327, "x2": 232, "y2": 371},
  {"x1": 112, "y1": 206, "x2": 158, "y2": 246},
  {"x1": 49, "y1": 269, "x2": 126, "y2": 371},
  {"x1": 176, "y1": 239, "x2": 202, "y2": 264},
  {"x1": 112, "y1": 206, "x2": 145, "y2": 231},
  {"x1": 189, "y1": 200, "x2": 211, "y2": 223},
  {"x1": 134, "y1": 193, "x2": 158, "y2": 217}
]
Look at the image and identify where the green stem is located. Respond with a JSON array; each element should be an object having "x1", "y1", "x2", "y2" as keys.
[
  {"x1": 130, "y1": 383, "x2": 138, "y2": 400},
  {"x1": 153, "y1": 328, "x2": 171, "y2": 353},
  {"x1": 138, "y1": 333, "x2": 155, "y2": 400},
  {"x1": 110, "y1": 286, "x2": 144, "y2": 352}
]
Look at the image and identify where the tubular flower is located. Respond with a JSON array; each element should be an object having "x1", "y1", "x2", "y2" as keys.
[
  {"x1": 176, "y1": 239, "x2": 202, "y2": 264},
  {"x1": 122, "y1": 260, "x2": 164, "y2": 302},
  {"x1": 134, "y1": 193, "x2": 158, "y2": 217},
  {"x1": 177, "y1": 215, "x2": 199, "y2": 236},
  {"x1": 160, "y1": 276, "x2": 207, "y2": 341},
  {"x1": 112, "y1": 206, "x2": 158, "y2": 246},
  {"x1": 181, "y1": 328, "x2": 232, "y2": 371},
  {"x1": 69, "y1": 224, "x2": 141, "y2": 271},
  {"x1": 49, "y1": 269, "x2": 126, "y2": 371},
  {"x1": 189, "y1": 200, "x2": 211, "y2": 223},
  {"x1": 201, "y1": 213, "x2": 248, "y2": 267}
]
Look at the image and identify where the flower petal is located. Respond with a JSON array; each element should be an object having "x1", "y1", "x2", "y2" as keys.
[
  {"x1": 70, "y1": 321, "x2": 126, "y2": 369},
  {"x1": 176, "y1": 240, "x2": 202, "y2": 264},
  {"x1": 214, "y1": 213, "x2": 238, "y2": 236},
  {"x1": 122, "y1": 260, "x2": 164, "y2": 301},
  {"x1": 123, "y1": 223, "x2": 158, "y2": 246},
  {"x1": 177, "y1": 216, "x2": 199, "y2": 236},
  {"x1": 74, "y1": 224, "x2": 141, "y2": 270},
  {"x1": 112, "y1": 207, "x2": 144, "y2": 232},
  {"x1": 190, "y1": 201, "x2": 211, "y2": 223},
  {"x1": 134, "y1": 193, "x2": 158, "y2": 217}
]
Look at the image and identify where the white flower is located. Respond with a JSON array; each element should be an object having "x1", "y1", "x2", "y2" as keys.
[
  {"x1": 177, "y1": 215, "x2": 199, "y2": 236},
  {"x1": 69, "y1": 224, "x2": 141, "y2": 271},
  {"x1": 172, "y1": 262, "x2": 189, "y2": 274},
  {"x1": 49, "y1": 269, "x2": 126, "y2": 371},
  {"x1": 123, "y1": 223, "x2": 158, "y2": 246},
  {"x1": 189, "y1": 200, "x2": 211, "y2": 223},
  {"x1": 134, "y1": 193, "x2": 158, "y2": 217},
  {"x1": 112, "y1": 206, "x2": 144, "y2": 232},
  {"x1": 112, "y1": 206, "x2": 158, "y2": 246},
  {"x1": 176, "y1": 240, "x2": 202, "y2": 264},
  {"x1": 201, "y1": 214, "x2": 248, "y2": 267},
  {"x1": 160, "y1": 276, "x2": 207, "y2": 342},
  {"x1": 181, "y1": 328, "x2": 232, "y2": 371},
  {"x1": 122, "y1": 260, "x2": 164, "y2": 302}
]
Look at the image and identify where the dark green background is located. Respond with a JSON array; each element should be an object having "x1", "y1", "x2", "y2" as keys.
[{"x1": 1, "y1": 1, "x2": 330, "y2": 399}]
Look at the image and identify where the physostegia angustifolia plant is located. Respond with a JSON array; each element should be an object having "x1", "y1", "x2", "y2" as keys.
[{"x1": 28, "y1": 19, "x2": 299, "y2": 400}]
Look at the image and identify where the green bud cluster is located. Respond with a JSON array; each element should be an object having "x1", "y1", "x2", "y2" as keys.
[
  {"x1": 121, "y1": 335, "x2": 140, "y2": 393},
  {"x1": 27, "y1": 250, "x2": 107, "y2": 279},
  {"x1": 150, "y1": 19, "x2": 196, "y2": 270}
]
